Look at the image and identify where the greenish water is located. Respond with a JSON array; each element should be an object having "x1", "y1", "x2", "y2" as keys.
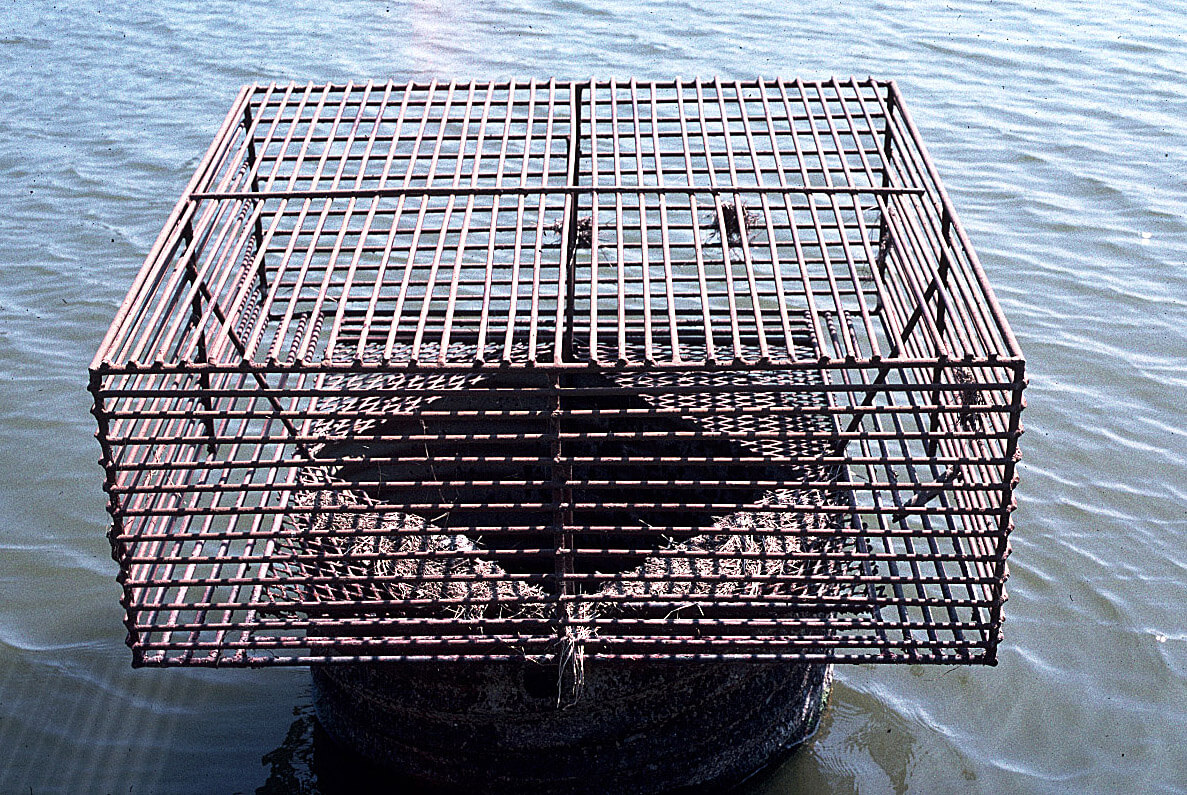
[{"x1": 1, "y1": 1, "x2": 1185, "y2": 792}]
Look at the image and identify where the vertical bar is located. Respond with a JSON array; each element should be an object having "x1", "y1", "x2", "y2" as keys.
[
  {"x1": 812, "y1": 77, "x2": 889, "y2": 358},
  {"x1": 694, "y1": 79, "x2": 743, "y2": 359},
  {"x1": 587, "y1": 80, "x2": 601, "y2": 362},
  {"x1": 264, "y1": 83, "x2": 349, "y2": 363},
  {"x1": 178, "y1": 221, "x2": 218, "y2": 454},
  {"x1": 628, "y1": 78, "x2": 655, "y2": 363},
  {"x1": 354, "y1": 84, "x2": 415, "y2": 359},
  {"x1": 240, "y1": 99, "x2": 269, "y2": 292},
  {"x1": 527, "y1": 80, "x2": 558, "y2": 363},
  {"x1": 821, "y1": 317, "x2": 894, "y2": 653},
  {"x1": 712, "y1": 77, "x2": 767, "y2": 360},
  {"x1": 756, "y1": 81, "x2": 828, "y2": 358},
  {"x1": 481, "y1": 83, "x2": 519, "y2": 362},
  {"x1": 562, "y1": 81, "x2": 584, "y2": 361},
  {"x1": 673, "y1": 79, "x2": 717, "y2": 362},
  {"x1": 355, "y1": 82, "x2": 415, "y2": 360},
  {"x1": 322, "y1": 81, "x2": 397, "y2": 360},
  {"x1": 386, "y1": 80, "x2": 446, "y2": 360},
  {"x1": 843, "y1": 78, "x2": 916, "y2": 357},
  {"x1": 787, "y1": 78, "x2": 863, "y2": 358},
  {"x1": 233, "y1": 83, "x2": 317, "y2": 361},
  {"x1": 644, "y1": 82, "x2": 681, "y2": 362},
  {"x1": 412, "y1": 81, "x2": 474, "y2": 362},
  {"x1": 502, "y1": 80, "x2": 535, "y2": 362},
  {"x1": 875, "y1": 81, "x2": 896, "y2": 277},
  {"x1": 734, "y1": 77, "x2": 796, "y2": 361},
  {"x1": 89, "y1": 370, "x2": 126, "y2": 565},
  {"x1": 549, "y1": 371, "x2": 575, "y2": 687},
  {"x1": 439, "y1": 81, "x2": 489, "y2": 363},
  {"x1": 988, "y1": 361, "x2": 1026, "y2": 661},
  {"x1": 297, "y1": 81, "x2": 379, "y2": 363},
  {"x1": 609, "y1": 78, "x2": 628, "y2": 363}
]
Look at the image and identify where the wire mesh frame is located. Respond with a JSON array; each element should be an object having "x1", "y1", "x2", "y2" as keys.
[{"x1": 90, "y1": 78, "x2": 1025, "y2": 667}]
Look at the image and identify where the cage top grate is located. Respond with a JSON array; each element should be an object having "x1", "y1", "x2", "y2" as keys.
[{"x1": 93, "y1": 77, "x2": 1020, "y2": 374}]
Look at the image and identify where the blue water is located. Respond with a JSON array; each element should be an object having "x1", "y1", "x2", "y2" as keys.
[{"x1": 1, "y1": 1, "x2": 1185, "y2": 792}]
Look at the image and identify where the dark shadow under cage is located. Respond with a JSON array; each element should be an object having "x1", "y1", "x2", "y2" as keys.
[{"x1": 90, "y1": 77, "x2": 1025, "y2": 667}]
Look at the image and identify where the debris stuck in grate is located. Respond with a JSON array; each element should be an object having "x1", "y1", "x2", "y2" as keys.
[
  {"x1": 954, "y1": 366, "x2": 987, "y2": 431},
  {"x1": 701, "y1": 201, "x2": 763, "y2": 248},
  {"x1": 90, "y1": 77, "x2": 1025, "y2": 669},
  {"x1": 549, "y1": 214, "x2": 594, "y2": 249}
]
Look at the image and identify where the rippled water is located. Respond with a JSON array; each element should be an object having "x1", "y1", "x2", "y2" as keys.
[{"x1": 2, "y1": 1, "x2": 1184, "y2": 792}]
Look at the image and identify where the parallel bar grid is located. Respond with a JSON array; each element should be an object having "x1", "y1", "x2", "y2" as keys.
[{"x1": 91, "y1": 78, "x2": 1024, "y2": 667}]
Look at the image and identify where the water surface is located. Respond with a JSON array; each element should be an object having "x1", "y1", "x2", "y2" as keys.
[{"x1": 1, "y1": 1, "x2": 1185, "y2": 792}]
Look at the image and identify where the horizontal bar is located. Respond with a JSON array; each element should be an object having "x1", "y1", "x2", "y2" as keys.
[
  {"x1": 127, "y1": 635, "x2": 987, "y2": 656},
  {"x1": 109, "y1": 477, "x2": 1004, "y2": 497},
  {"x1": 114, "y1": 402, "x2": 1008, "y2": 422},
  {"x1": 132, "y1": 650, "x2": 988, "y2": 666},
  {"x1": 93, "y1": 358, "x2": 1026, "y2": 375},
  {"x1": 127, "y1": 548, "x2": 998, "y2": 565},
  {"x1": 129, "y1": 592, "x2": 986, "y2": 611},
  {"x1": 132, "y1": 651, "x2": 987, "y2": 666},
  {"x1": 136, "y1": 617, "x2": 991, "y2": 634},
  {"x1": 109, "y1": 453, "x2": 1015, "y2": 473},
  {"x1": 113, "y1": 522, "x2": 1002, "y2": 543},
  {"x1": 190, "y1": 184, "x2": 926, "y2": 201},
  {"x1": 127, "y1": 571, "x2": 997, "y2": 588},
  {"x1": 246, "y1": 77, "x2": 894, "y2": 94},
  {"x1": 113, "y1": 501, "x2": 1004, "y2": 518}
]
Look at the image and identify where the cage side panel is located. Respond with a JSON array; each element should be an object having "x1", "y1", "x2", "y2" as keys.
[{"x1": 94, "y1": 356, "x2": 1012, "y2": 665}]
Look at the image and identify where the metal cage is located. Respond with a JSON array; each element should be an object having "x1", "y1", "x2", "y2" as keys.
[{"x1": 90, "y1": 77, "x2": 1025, "y2": 667}]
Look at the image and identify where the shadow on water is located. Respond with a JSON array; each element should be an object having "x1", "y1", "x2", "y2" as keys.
[
  {"x1": 257, "y1": 697, "x2": 825, "y2": 795},
  {"x1": 257, "y1": 702, "x2": 431, "y2": 795},
  {"x1": 258, "y1": 699, "x2": 845, "y2": 795}
]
